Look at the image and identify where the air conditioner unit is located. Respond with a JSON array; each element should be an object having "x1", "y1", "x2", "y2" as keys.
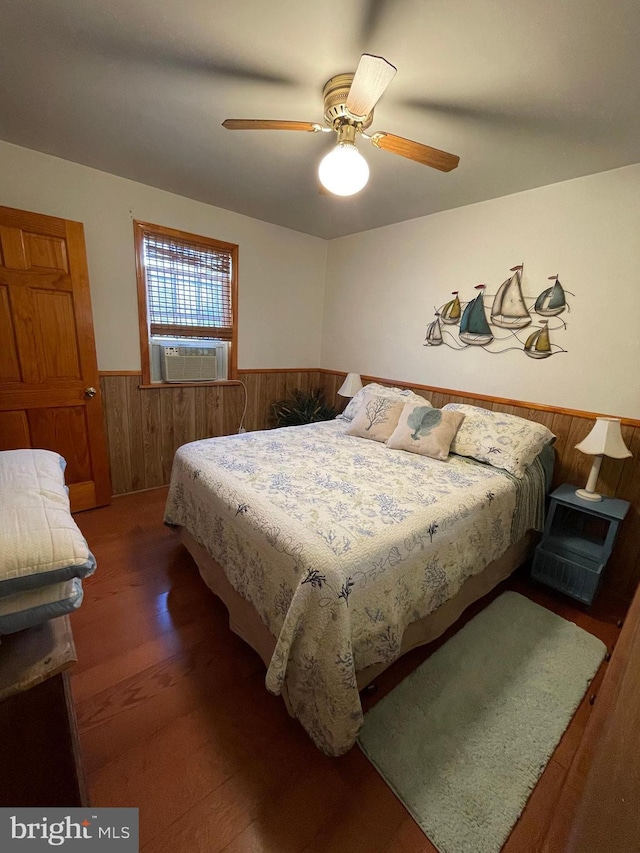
[{"x1": 160, "y1": 345, "x2": 219, "y2": 382}]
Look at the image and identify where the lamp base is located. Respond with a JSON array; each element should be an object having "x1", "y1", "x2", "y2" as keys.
[{"x1": 575, "y1": 488, "x2": 602, "y2": 502}]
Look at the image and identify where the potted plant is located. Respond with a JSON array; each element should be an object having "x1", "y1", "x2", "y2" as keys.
[{"x1": 270, "y1": 388, "x2": 337, "y2": 427}]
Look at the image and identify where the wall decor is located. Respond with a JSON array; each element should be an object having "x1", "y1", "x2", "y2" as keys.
[{"x1": 424, "y1": 265, "x2": 570, "y2": 358}]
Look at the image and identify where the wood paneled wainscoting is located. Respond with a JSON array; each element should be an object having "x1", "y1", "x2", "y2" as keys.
[
  {"x1": 99, "y1": 368, "x2": 640, "y2": 600},
  {"x1": 99, "y1": 369, "x2": 327, "y2": 496}
]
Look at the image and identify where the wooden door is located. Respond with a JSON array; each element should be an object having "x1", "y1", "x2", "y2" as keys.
[{"x1": 0, "y1": 205, "x2": 111, "y2": 511}]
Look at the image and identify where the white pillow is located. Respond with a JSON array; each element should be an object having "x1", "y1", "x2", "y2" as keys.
[
  {"x1": 341, "y1": 383, "x2": 430, "y2": 421},
  {"x1": 443, "y1": 404, "x2": 555, "y2": 478}
]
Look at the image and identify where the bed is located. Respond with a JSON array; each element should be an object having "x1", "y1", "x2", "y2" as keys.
[{"x1": 164, "y1": 391, "x2": 553, "y2": 756}]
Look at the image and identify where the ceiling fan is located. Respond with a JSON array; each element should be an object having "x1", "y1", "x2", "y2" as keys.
[{"x1": 222, "y1": 54, "x2": 460, "y2": 197}]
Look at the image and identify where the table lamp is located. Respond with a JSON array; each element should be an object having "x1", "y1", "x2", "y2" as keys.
[
  {"x1": 574, "y1": 417, "x2": 631, "y2": 502},
  {"x1": 337, "y1": 373, "x2": 363, "y2": 398}
]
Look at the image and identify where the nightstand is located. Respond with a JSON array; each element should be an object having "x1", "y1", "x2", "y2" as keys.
[{"x1": 531, "y1": 483, "x2": 630, "y2": 605}]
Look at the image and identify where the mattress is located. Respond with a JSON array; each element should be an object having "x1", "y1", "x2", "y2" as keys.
[
  {"x1": 165, "y1": 419, "x2": 548, "y2": 755},
  {"x1": 0, "y1": 449, "x2": 96, "y2": 595}
]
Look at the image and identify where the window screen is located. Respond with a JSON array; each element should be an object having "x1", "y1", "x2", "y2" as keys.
[{"x1": 143, "y1": 232, "x2": 234, "y2": 340}]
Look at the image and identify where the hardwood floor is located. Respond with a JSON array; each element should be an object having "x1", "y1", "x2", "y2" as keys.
[{"x1": 71, "y1": 488, "x2": 626, "y2": 852}]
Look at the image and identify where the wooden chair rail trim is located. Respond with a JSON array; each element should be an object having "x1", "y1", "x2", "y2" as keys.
[
  {"x1": 317, "y1": 368, "x2": 640, "y2": 427},
  {"x1": 98, "y1": 367, "x2": 640, "y2": 426},
  {"x1": 100, "y1": 368, "x2": 318, "y2": 376}
]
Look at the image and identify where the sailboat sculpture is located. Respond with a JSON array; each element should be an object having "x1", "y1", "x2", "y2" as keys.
[
  {"x1": 441, "y1": 292, "x2": 461, "y2": 325},
  {"x1": 424, "y1": 312, "x2": 443, "y2": 346},
  {"x1": 459, "y1": 285, "x2": 494, "y2": 346},
  {"x1": 535, "y1": 275, "x2": 566, "y2": 317},
  {"x1": 490, "y1": 264, "x2": 532, "y2": 329},
  {"x1": 524, "y1": 320, "x2": 552, "y2": 359}
]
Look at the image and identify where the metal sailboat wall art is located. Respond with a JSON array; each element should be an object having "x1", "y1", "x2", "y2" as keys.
[
  {"x1": 423, "y1": 312, "x2": 443, "y2": 346},
  {"x1": 459, "y1": 285, "x2": 494, "y2": 345},
  {"x1": 534, "y1": 275, "x2": 566, "y2": 317},
  {"x1": 490, "y1": 264, "x2": 531, "y2": 329},
  {"x1": 424, "y1": 264, "x2": 571, "y2": 358},
  {"x1": 524, "y1": 320, "x2": 552, "y2": 359},
  {"x1": 441, "y1": 292, "x2": 461, "y2": 324}
]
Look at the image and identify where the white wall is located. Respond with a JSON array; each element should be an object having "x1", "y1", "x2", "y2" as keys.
[
  {"x1": 2, "y1": 140, "x2": 638, "y2": 419},
  {"x1": 0, "y1": 141, "x2": 327, "y2": 371},
  {"x1": 322, "y1": 164, "x2": 640, "y2": 420}
]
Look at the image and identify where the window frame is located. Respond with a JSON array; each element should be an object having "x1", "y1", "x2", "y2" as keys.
[{"x1": 134, "y1": 220, "x2": 238, "y2": 385}]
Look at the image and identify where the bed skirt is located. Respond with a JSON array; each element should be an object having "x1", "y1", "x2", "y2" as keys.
[{"x1": 178, "y1": 527, "x2": 538, "y2": 716}]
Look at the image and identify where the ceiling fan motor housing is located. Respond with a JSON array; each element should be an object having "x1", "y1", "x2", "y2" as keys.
[
  {"x1": 221, "y1": 54, "x2": 459, "y2": 174},
  {"x1": 322, "y1": 73, "x2": 374, "y2": 129}
]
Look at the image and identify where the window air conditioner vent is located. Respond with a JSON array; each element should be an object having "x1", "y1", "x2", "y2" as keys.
[{"x1": 160, "y1": 346, "x2": 218, "y2": 382}]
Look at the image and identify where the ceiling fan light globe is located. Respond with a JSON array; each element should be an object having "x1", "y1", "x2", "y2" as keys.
[{"x1": 318, "y1": 143, "x2": 369, "y2": 196}]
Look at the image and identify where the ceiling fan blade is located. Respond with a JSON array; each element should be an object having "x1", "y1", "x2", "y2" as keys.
[
  {"x1": 346, "y1": 54, "x2": 396, "y2": 118},
  {"x1": 358, "y1": 0, "x2": 391, "y2": 46},
  {"x1": 66, "y1": 30, "x2": 297, "y2": 87},
  {"x1": 222, "y1": 119, "x2": 321, "y2": 132},
  {"x1": 370, "y1": 132, "x2": 460, "y2": 172}
]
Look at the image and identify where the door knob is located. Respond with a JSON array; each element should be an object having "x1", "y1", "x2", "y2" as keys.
[{"x1": 85, "y1": 386, "x2": 97, "y2": 398}]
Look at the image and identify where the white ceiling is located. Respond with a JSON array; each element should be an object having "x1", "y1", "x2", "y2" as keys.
[{"x1": 1, "y1": 0, "x2": 639, "y2": 239}]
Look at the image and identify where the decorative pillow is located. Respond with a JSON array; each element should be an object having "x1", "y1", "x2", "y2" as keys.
[
  {"x1": 387, "y1": 403, "x2": 465, "y2": 460},
  {"x1": 345, "y1": 393, "x2": 406, "y2": 442},
  {"x1": 340, "y1": 383, "x2": 431, "y2": 421},
  {"x1": 443, "y1": 404, "x2": 556, "y2": 478}
]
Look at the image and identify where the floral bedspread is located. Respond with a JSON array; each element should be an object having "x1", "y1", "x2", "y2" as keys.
[{"x1": 164, "y1": 419, "x2": 543, "y2": 756}]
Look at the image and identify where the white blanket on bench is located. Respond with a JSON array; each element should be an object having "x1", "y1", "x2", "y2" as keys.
[{"x1": 0, "y1": 449, "x2": 95, "y2": 596}]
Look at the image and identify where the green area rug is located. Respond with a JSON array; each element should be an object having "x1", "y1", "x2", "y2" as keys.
[{"x1": 358, "y1": 592, "x2": 605, "y2": 853}]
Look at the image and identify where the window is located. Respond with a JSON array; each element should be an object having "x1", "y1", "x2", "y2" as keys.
[{"x1": 134, "y1": 221, "x2": 238, "y2": 384}]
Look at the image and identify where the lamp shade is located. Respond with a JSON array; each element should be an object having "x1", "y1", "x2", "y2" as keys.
[
  {"x1": 574, "y1": 417, "x2": 631, "y2": 502},
  {"x1": 337, "y1": 373, "x2": 363, "y2": 397},
  {"x1": 575, "y1": 417, "x2": 631, "y2": 458}
]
